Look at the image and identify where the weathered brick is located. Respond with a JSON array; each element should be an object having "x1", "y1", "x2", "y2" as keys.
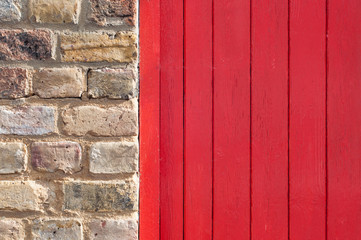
[
  {"x1": 29, "y1": 0, "x2": 80, "y2": 24},
  {"x1": 31, "y1": 142, "x2": 82, "y2": 174},
  {"x1": 33, "y1": 68, "x2": 85, "y2": 98},
  {"x1": 0, "y1": 181, "x2": 48, "y2": 211},
  {"x1": 60, "y1": 32, "x2": 137, "y2": 63},
  {"x1": 0, "y1": 30, "x2": 53, "y2": 61},
  {"x1": 61, "y1": 100, "x2": 138, "y2": 136},
  {"x1": 32, "y1": 219, "x2": 83, "y2": 240},
  {"x1": 0, "y1": 106, "x2": 56, "y2": 135},
  {"x1": 88, "y1": 218, "x2": 138, "y2": 240},
  {"x1": 0, "y1": 0, "x2": 21, "y2": 22},
  {"x1": 0, "y1": 142, "x2": 27, "y2": 174},
  {"x1": 64, "y1": 178, "x2": 138, "y2": 212},
  {"x1": 0, "y1": 219, "x2": 25, "y2": 240},
  {"x1": 88, "y1": 0, "x2": 136, "y2": 27},
  {"x1": 0, "y1": 67, "x2": 31, "y2": 99},
  {"x1": 88, "y1": 68, "x2": 137, "y2": 99},
  {"x1": 90, "y1": 142, "x2": 138, "y2": 174}
]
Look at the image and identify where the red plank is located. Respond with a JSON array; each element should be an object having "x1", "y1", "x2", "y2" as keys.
[
  {"x1": 251, "y1": 0, "x2": 289, "y2": 239},
  {"x1": 184, "y1": 0, "x2": 213, "y2": 238},
  {"x1": 139, "y1": 0, "x2": 160, "y2": 239},
  {"x1": 289, "y1": 0, "x2": 326, "y2": 239},
  {"x1": 213, "y1": 0, "x2": 250, "y2": 239},
  {"x1": 328, "y1": 0, "x2": 361, "y2": 238},
  {"x1": 160, "y1": 0, "x2": 184, "y2": 239}
]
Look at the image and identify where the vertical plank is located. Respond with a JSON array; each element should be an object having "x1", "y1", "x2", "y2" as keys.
[
  {"x1": 251, "y1": 0, "x2": 289, "y2": 239},
  {"x1": 160, "y1": 0, "x2": 184, "y2": 239},
  {"x1": 139, "y1": 0, "x2": 160, "y2": 239},
  {"x1": 289, "y1": 0, "x2": 326, "y2": 239},
  {"x1": 328, "y1": 0, "x2": 361, "y2": 238},
  {"x1": 184, "y1": 0, "x2": 213, "y2": 238},
  {"x1": 213, "y1": 0, "x2": 250, "y2": 239}
]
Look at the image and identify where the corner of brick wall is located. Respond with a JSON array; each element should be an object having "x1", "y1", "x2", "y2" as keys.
[{"x1": 0, "y1": 0, "x2": 139, "y2": 239}]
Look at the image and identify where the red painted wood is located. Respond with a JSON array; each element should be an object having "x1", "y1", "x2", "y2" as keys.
[
  {"x1": 184, "y1": 0, "x2": 213, "y2": 238},
  {"x1": 213, "y1": 0, "x2": 250, "y2": 239},
  {"x1": 328, "y1": 0, "x2": 361, "y2": 238},
  {"x1": 160, "y1": 0, "x2": 184, "y2": 239},
  {"x1": 251, "y1": 0, "x2": 289, "y2": 239},
  {"x1": 139, "y1": 0, "x2": 160, "y2": 239},
  {"x1": 289, "y1": 0, "x2": 326, "y2": 239}
]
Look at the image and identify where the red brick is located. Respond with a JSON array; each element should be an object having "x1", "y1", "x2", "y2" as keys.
[{"x1": 0, "y1": 68, "x2": 31, "y2": 99}]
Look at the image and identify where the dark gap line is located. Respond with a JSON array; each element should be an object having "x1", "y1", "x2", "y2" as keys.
[
  {"x1": 325, "y1": 0, "x2": 329, "y2": 239},
  {"x1": 288, "y1": 0, "x2": 291, "y2": 239},
  {"x1": 211, "y1": 0, "x2": 215, "y2": 238},
  {"x1": 159, "y1": 0, "x2": 162, "y2": 238},
  {"x1": 182, "y1": 0, "x2": 186, "y2": 238},
  {"x1": 249, "y1": 0, "x2": 253, "y2": 239}
]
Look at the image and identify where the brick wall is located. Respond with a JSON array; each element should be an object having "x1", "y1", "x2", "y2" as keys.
[{"x1": 0, "y1": 0, "x2": 139, "y2": 239}]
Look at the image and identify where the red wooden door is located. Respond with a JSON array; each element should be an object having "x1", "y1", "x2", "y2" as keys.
[{"x1": 139, "y1": 0, "x2": 361, "y2": 239}]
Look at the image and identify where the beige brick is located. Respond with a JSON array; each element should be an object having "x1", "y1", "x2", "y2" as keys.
[
  {"x1": 0, "y1": 142, "x2": 27, "y2": 174},
  {"x1": 0, "y1": 106, "x2": 56, "y2": 135},
  {"x1": 90, "y1": 142, "x2": 138, "y2": 174},
  {"x1": 64, "y1": 178, "x2": 138, "y2": 212},
  {"x1": 87, "y1": 218, "x2": 138, "y2": 240},
  {"x1": 31, "y1": 142, "x2": 82, "y2": 174},
  {"x1": 60, "y1": 32, "x2": 137, "y2": 63},
  {"x1": 32, "y1": 219, "x2": 83, "y2": 240},
  {"x1": 61, "y1": 100, "x2": 138, "y2": 137},
  {"x1": 33, "y1": 68, "x2": 86, "y2": 98},
  {"x1": 0, "y1": 181, "x2": 48, "y2": 211},
  {"x1": 29, "y1": 0, "x2": 80, "y2": 24},
  {"x1": 0, "y1": 219, "x2": 25, "y2": 240},
  {"x1": 88, "y1": 68, "x2": 137, "y2": 99}
]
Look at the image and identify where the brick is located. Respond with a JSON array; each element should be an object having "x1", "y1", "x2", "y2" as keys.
[
  {"x1": 0, "y1": 142, "x2": 27, "y2": 174},
  {"x1": 88, "y1": 218, "x2": 138, "y2": 240},
  {"x1": 61, "y1": 100, "x2": 138, "y2": 137},
  {"x1": 64, "y1": 178, "x2": 138, "y2": 212},
  {"x1": 60, "y1": 31, "x2": 137, "y2": 63},
  {"x1": 0, "y1": 68, "x2": 31, "y2": 99},
  {"x1": 31, "y1": 142, "x2": 82, "y2": 174},
  {"x1": 33, "y1": 68, "x2": 85, "y2": 98},
  {"x1": 88, "y1": 68, "x2": 137, "y2": 99},
  {"x1": 29, "y1": 0, "x2": 80, "y2": 24},
  {"x1": 32, "y1": 219, "x2": 83, "y2": 240},
  {"x1": 88, "y1": 0, "x2": 136, "y2": 27},
  {"x1": 90, "y1": 142, "x2": 138, "y2": 174},
  {"x1": 0, "y1": 30, "x2": 53, "y2": 61},
  {"x1": 0, "y1": 0, "x2": 21, "y2": 22},
  {"x1": 0, "y1": 219, "x2": 25, "y2": 240},
  {"x1": 0, "y1": 181, "x2": 48, "y2": 211},
  {"x1": 0, "y1": 106, "x2": 56, "y2": 135}
]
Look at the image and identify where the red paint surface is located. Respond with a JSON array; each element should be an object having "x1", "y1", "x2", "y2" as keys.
[
  {"x1": 328, "y1": 0, "x2": 361, "y2": 238},
  {"x1": 213, "y1": 0, "x2": 250, "y2": 239},
  {"x1": 140, "y1": 0, "x2": 361, "y2": 239},
  {"x1": 289, "y1": 0, "x2": 326, "y2": 239}
]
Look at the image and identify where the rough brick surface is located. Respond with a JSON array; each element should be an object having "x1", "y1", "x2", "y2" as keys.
[
  {"x1": 89, "y1": 0, "x2": 136, "y2": 27},
  {"x1": 0, "y1": 30, "x2": 53, "y2": 61},
  {"x1": 0, "y1": 106, "x2": 56, "y2": 135},
  {"x1": 60, "y1": 32, "x2": 137, "y2": 63},
  {"x1": 61, "y1": 101, "x2": 138, "y2": 136},
  {"x1": 33, "y1": 68, "x2": 85, "y2": 98},
  {"x1": 0, "y1": 181, "x2": 48, "y2": 211},
  {"x1": 64, "y1": 178, "x2": 138, "y2": 212},
  {"x1": 0, "y1": 0, "x2": 21, "y2": 22},
  {"x1": 29, "y1": 0, "x2": 80, "y2": 24},
  {"x1": 88, "y1": 218, "x2": 138, "y2": 240},
  {"x1": 0, "y1": 219, "x2": 25, "y2": 240},
  {"x1": 0, "y1": 67, "x2": 31, "y2": 99},
  {"x1": 88, "y1": 68, "x2": 137, "y2": 99},
  {"x1": 32, "y1": 219, "x2": 83, "y2": 240},
  {"x1": 31, "y1": 142, "x2": 82, "y2": 174},
  {"x1": 90, "y1": 142, "x2": 138, "y2": 174},
  {"x1": 0, "y1": 142, "x2": 27, "y2": 174}
]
